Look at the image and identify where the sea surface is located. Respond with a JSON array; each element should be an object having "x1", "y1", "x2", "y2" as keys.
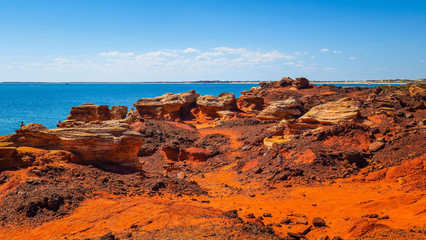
[
  {"x1": 0, "y1": 82, "x2": 395, "y2": 136},
  {"x1": 0, "y1": 83, "x2": 258, "y2": 136}
]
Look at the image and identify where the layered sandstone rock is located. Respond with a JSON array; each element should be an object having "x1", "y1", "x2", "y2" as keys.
[
  {"x1": 2, "y1": 122, "x2": 144, "y2": 166},
  {"x1": 134, "y1": 90, "x2": 200, "y2": 120},
  {"x1": 256, "y1": 98, "x2": 302, "y2": 121},
  {"x1": 67, "y1": 103, "x2": 111, "y2": 122},
  {"x1": 110, "y1": 105, "x2": 128, "y2": 120},
  {"x1": 217, "y1": 110, "x2": 236, "y2": 120},
  {"x1": 161, "y1": 146, "x2": 214, "y2": 162},
  {"x1": 409, "y1": 84, "x2": 426, "y2": 97},
  {"x1": 299, "y1": 97, "x2": 360, "y2": 124},
  {"x1": 237, "y1": 96, "x2": 264, "y2": 113},
  {"x1": 197, "y1": 92, "x2": 237, "y2": 119}
]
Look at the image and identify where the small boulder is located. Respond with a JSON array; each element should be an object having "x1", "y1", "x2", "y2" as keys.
[
  {"x1": 222, "y1": 209, "x2": 239, "y2": 219},
  {"x1": 263, "y1": 212, "x2": 272, "y2": 217},
  {"x1": 280, "y1": 77, "x2": 294, "y2": 87},
  {"x1": 280, "y1": 217, "x2": 292, "y2": 224},
  {"x1": 296, "y1": 218, "x2": 308, "y2": 225},
  {"x1": 312, "y1": 217, "x2": 326, "y2": 227},
  {"x1": 293, "y1": 77, "x2": 310, "y2": 89}
]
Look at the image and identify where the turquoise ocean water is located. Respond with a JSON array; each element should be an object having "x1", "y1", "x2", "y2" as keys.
[
  {"x1": 0, "y1": 83, "x2": 390, "y2": 136},
  {"x1": 0, "y1": 83, "x2": 258, "y2": 136}
]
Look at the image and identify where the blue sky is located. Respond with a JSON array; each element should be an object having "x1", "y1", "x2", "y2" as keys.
[{"x1": 0, "y1": 0, "x2": 425, "y2": 82}]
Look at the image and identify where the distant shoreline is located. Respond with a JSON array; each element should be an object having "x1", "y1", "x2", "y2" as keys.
[{"x1": 0, "y1": 79, "x2": 424, "y2": 85}]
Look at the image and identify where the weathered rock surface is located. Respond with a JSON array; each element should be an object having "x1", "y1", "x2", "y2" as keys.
[
  {"x1": 257, "y1": 98, "x2": 302, "y2": 120},
  {"x1": 292, "y1": 77, "x2": 310, "y2": 89},
  {"x1": 197, "y1": 92, "x2": 237, "y2": 119},
  {"x1": 236, "y1": 96, "x2": 264, "y2": 113},
  {"x1": 110, "y1": 105, "x2": 128, "y2": 120},
  {"x1": 134, "y1": 90, "x2": 200, "y2": 120},
  {"x1": 409, "y1": 84, "x2": 426, "y2": 97},
  {"x1": 280, "y1": 77, "x2": 294, "y2": 87},
  {"x1": 2, "y1": 121, "x2": 144, "y2": 166},
  {"x1": 67, "y1": 103, "x2": 111, "y2": 122},
  {"x1": 299, "y1": 97, "x2": 360, "y2": 124},
  {"x1": 217, "y1": 110, "x2": 236, "y2": 120}
]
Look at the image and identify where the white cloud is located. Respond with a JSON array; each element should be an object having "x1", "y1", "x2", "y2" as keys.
[
  {"x1": 304, "y1": 51, "x2": 309, "y2": 55},
  {"x1": 54, "y1": 58, "x2": 74, "y2": 64},
  {"x1": 143, "y1": 51, "x2": 177, "y2": 57},
  {"x1": 195, "y1": 51, "x2": 224, "y2": 61},
  {"x1": 214, "y1": 47, "x2": 248, "y2": 55},
  {"x1": 99, "y1": 51, "x2": 135, "y2": 57},
  {"x1": 420, "y1": 60, "x2": 425, "y2": 63},
  {"x1": 349, "y1": 57, "x2": 356, "y2": 60},
  {"x1": 333, "y1": 50, "x2": 343, "y2": 54},
  {"x1": 311, "y1": 56, "x2": 316, "y2": 59},
  {"x1": 320, "y1": 48, "x2": 330, "y2": 52},
  {"x1": 295, "y1": 52, "x2": 302, "y2": 56},
  {"x1": 183, "y1": 48, "x2": 200, "y2": 54},
  {"x1": 9, "y1": 47, "x2": 307, "y2": 81}
]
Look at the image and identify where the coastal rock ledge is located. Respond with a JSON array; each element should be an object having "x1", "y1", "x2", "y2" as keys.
[{"x1": 0, "y1": 121, "x2": 144, "y2": 169}]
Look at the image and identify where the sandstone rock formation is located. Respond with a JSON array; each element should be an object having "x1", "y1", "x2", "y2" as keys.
[
  {"x1": 257, "y1": 98, "x2": 302, "y2": 120},
  {"x1": 409, "y1": 84, "x2": 426, "y2": 97},
  {"x1": 67, "y1": 103, "x2": 111, "y2": 122},
  {"x1": 2, "y1": 121, "x2": 144, "y2": 166},
  {"x1": 133, "y1": 90, "x2": 200, "y2": 120},
  {"x1": 292, "y1": 77, "x2": 310, "y2": 89},
  {"x1": 237, "y1": 96, "x2": 264, "y2": 113},
  {"x1": 110, "y1": 105, "x2": 128, "y2": 120},
  {"x1": 280, "y1": 77, "x2": 294, "y2": 87},
  {"x1": 299, "y1": 97, "x2": 360, "y2": 124},
  {"x1": 217, "y1": 110, "x2": 236, "y2": 120},
  {"x1": 197, "y1": 92, "x2": 237, "y2": 119}
]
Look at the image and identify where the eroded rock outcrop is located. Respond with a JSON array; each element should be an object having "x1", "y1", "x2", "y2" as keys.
[
  {"x1": 237, "y1": 96, "x2": 264, "y2": 113},
  {"x1": 134, "y1": 90, "x2": 200, "y2": 120},
  {"x1": 67, "y1": 103, "x2": 111, "y2": 122},
  {"x1": 197, "y1": 92, "x2": 237, "y2": 119},
  {"x1": 299, "y1": 97, "x2": 360, "y2": 124},
  {"x1": 110, "y1": 105, "x2": 128, "y2": 120},
  {"x1": 292, "y1": 77, "x2": 310, "y2": 89},
  {"x1": 2, "y1": 121, "x2": 144, "y2": 166},
  {"x1": 257, "y1": 98, "x2": 302, "y2": 121}
]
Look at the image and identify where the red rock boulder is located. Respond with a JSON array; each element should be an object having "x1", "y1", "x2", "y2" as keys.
[
  {"x1": 197, "y1": 92, "x2": 237, "y2": 119},
  {"x1": 292, "y1": 77, "x2": 310, "y2": 89},
  {"x1": 133, "y1": 90, "x2": 200, "y2": 120},
  {"x1": 67, "y1": 103, "x2": 111, "y2": 122}
]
